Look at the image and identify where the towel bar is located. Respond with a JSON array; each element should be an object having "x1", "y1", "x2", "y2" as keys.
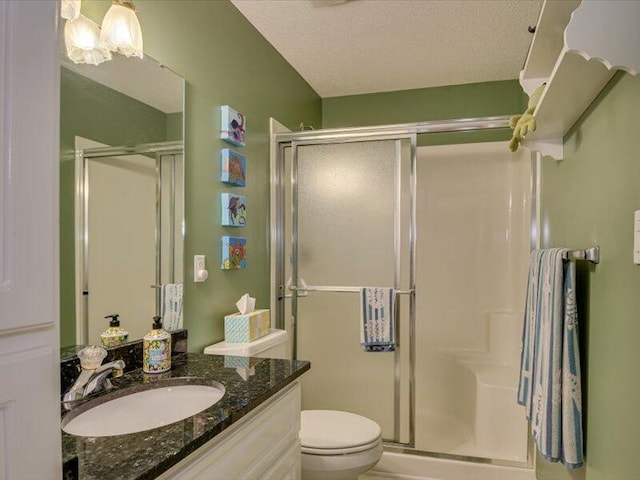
[
  {"x1": 562, "y1": 246, "x2": 600, "y2": 264},
  {"x1": 289, "y1": 285, "x2": 414, "y2": 295}
]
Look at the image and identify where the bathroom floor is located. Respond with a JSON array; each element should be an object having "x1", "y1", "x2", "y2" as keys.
[{"x1": 361, "y1": 473, "x2": 432, "y2": 480}]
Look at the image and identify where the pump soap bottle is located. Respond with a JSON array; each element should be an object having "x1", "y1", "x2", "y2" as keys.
[
  {"x1": 143, "y1": 316, "x2": 171, "y2": 374},
  {"x1": 100, "y1": 314, "x2": 129, "y2": 347}
]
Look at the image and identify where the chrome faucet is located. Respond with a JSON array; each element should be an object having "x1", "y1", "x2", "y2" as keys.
[{"x1": 63, "y1": 346, "x2": 125, "y2": 405}]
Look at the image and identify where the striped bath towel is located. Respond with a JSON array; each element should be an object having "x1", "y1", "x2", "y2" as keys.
[
  {"x1": 517, "y1": 248, "x2": 583, "y2": 468},
  {"x1": 360, "y1": 287, "x2": 395, "y2": 352}
]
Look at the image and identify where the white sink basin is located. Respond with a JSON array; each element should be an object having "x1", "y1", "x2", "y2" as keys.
[{"x1": 62, "y1": 383, "x2": 225, "y2": 437}]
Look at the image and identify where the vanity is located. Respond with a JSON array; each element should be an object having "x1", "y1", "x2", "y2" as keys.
[{"x1": 62, "y1": 353, "x2": 310, "y2": 480}]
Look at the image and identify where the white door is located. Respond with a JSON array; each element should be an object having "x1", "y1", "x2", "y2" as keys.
[{"x1": 0, "y1": 1, "x2": 62, "y2": 479}]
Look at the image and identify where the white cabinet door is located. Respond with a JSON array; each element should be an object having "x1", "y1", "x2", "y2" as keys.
[
  {"x1": 0, "y1": 1, "x2": 61, "y2": 478},
  {"x1": 261, "y1": 440, "x2": 302, "y2": 480},
  {"x1": 158, "y1": 383, "x2": 301, "y2": 480}
]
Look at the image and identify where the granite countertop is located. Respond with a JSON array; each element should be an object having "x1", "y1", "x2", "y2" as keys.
[{"x1": 62, "y1": 353, "x2": 310, "y2": 480}]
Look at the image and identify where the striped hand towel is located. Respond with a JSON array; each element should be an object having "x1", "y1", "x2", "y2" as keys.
[
  {"x1": 360, "y1": 287, "x2": 395, "y2": 352},
  {"x1": 161, "y1": 283, "x2": 183, "y2": 331},
  {"x1": 517, "y1": 248, "x2": 584, "y2": 468}
]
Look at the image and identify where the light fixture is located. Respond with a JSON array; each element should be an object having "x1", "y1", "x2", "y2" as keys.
[
  {"x1": 64, "y1": 15, "x2": 112, "y2": 66},
  {"x1": 100, "y1": 0, "x2": 144, "y2": 59},
  {"x1": 60, "y1": 0, "x2": 81, "y2": 20}
]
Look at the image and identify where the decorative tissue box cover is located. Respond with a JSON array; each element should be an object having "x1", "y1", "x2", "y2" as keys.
[{"x1": 224, "y1": 309, "x2": 270, "y2": 343}]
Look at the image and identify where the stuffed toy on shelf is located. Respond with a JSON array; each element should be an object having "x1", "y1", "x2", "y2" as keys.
[{"x1": 509, "y1": 83, "x2": 546, "y2": 152}]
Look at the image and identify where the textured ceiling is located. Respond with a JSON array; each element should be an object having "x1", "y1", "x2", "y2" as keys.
[{"x1": 231, "y1": 0, "x2": 543, "y2": 98}]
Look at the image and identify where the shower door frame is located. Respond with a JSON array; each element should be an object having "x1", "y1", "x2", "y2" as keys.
[
  {"x1": 272, "y1": 115, "x2": 537, "y2": 466},
  {"x1": 289, "y1": 133, "x2": 417, "y2": 447}
]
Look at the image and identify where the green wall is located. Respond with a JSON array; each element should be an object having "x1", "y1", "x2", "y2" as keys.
[
  {"x1": 538, "y1": 72, "x2": 640, "y2": 479},
  {"x1": 322, "y1": 80, "x2": 527, "y2": 146},
  {"x1": 166, "y1": 112, "x2": 183, "y2": 142},
  {"x1": 60, "y1": 67, "x2": 172, "y2": 347},
  {"x1": 81, "y1": 0, "x2": 322, "y2": 353}
]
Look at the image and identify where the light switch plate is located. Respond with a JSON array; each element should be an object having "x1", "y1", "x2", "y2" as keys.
[{"x1": 194, "y1": 255, "x2": 208, "y2": 282}]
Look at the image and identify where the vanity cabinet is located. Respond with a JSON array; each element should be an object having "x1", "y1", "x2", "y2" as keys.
[{"x1": 157, "y1": 382, "x2": 302, "y2": 480}]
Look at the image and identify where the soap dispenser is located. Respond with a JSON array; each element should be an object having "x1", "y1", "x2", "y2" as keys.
[
  {"x1": 100, "y1": 314, "x2": 129, "y2": 347},
  {"x1": 143, "y1": 316, "x2": 171, "y2": 374}
]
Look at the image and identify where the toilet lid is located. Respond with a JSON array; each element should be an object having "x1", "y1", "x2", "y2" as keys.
[{"x1": 300, "y1": 410, "x2": 381, "y2": 450}]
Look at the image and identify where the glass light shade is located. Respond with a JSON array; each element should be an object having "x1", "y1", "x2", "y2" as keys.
[
  {"x1": 99, "y1": 2, "x2": 144, "y2": 59},
  {"x1": 60, "y1": 0, "x2": 81, "y2": 20},
  {"x1": 64, "y1": 16, "x2": 112, "y2": 66}
]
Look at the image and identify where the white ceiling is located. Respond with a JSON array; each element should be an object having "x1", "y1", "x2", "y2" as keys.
[{"x1": 231, "y1": 0, "x2": 543, "y2": 98}]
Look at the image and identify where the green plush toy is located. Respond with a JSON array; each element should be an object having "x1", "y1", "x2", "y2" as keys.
[{"x1": 509, "y1": 83, "x2": 546, "y2": 152}]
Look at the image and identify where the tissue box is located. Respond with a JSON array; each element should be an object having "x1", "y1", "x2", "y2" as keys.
[{"x1": 224, "y1": 309, "x2": 270, "y2": 343}]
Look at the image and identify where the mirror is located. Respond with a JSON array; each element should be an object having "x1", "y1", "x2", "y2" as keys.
[{"x1": 60, "y1": 26, "x2": 185, "y2": 349}]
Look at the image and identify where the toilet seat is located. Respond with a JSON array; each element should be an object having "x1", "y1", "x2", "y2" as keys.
[
  {"x1": 300, "y1": 410, "x2": 382, "y2": 455},
  {"x1": 301, "y1": 438, "x2": 381, "y2": 455}
]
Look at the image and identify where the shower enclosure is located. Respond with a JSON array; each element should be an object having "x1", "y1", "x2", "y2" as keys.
[
  {"x1": 75, "y1": 140, "x2": 184, "y2": 345},
  {"x1": 272, "y1": 117, "x2": 535, "y2": 468}
]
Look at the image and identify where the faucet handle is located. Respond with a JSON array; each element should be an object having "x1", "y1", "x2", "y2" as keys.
[
  {"x1": 83, "y1": 360, "x2": 126, "y2": 396},
  {"x1": 78, "y1": 345, "x2": 107, "y2": 370}
]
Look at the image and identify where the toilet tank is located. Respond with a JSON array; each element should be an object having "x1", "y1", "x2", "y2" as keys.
[{"x1": 203, "y1": 329, "x2": 289, "y2": 359}]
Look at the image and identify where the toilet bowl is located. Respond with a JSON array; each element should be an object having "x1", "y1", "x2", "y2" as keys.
[{"x1": 300, "y1": 410, "x2": 383, "y2": 480}]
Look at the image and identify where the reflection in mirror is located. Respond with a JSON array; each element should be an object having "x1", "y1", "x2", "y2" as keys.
[
  {"x1": 77, "y1": 141, "x2": 184, "y2": 345},
  {"x1": 60, "y1": 34, "x2": 185, "y2": 348}
]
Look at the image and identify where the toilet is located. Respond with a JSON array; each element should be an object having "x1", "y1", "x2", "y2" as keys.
[
  {"x1": 204, "y1": 329, "x2": 383, "y2": 480},
  {"x1": 300, "y1": 409, "x2": 382, "y2": 480}
]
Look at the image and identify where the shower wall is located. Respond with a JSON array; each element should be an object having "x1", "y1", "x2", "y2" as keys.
[
  {"x1": 414, "y1": 142, "x2": 531, "y2": 462},
  {"x1": 283, "y1": 139, "x2": 532, "y2": 464}
]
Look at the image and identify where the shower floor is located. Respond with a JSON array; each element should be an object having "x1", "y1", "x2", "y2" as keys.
[
  {"x1": 415, "y1": 412, "x2": 471, "y2": 454},
  {"x1": 417, "y1": 404, "x2": 527, "y2": 463}
]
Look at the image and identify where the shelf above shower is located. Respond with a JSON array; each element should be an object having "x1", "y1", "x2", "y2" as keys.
[{"x1": 518, "y1": 0, "x2": 640, "y2": 160}]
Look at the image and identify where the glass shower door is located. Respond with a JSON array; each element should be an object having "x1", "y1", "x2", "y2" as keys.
[{"x1": 286, "y1": 138, "x2": 413, "y2": 445}]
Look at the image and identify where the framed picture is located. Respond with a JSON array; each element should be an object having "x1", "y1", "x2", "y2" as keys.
[
  {"x1": 221, "y1": 236, "x2": 247, "y2": 270},
  {"x1": 220, "y1": 148, "x2": 246, "y2": 186},
  {"x1": 221, "y1": 193, "x2": 246, "y2": 226},
  {"x1": 221, "y1": 105, "x2": 246, "y2": 147}
]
